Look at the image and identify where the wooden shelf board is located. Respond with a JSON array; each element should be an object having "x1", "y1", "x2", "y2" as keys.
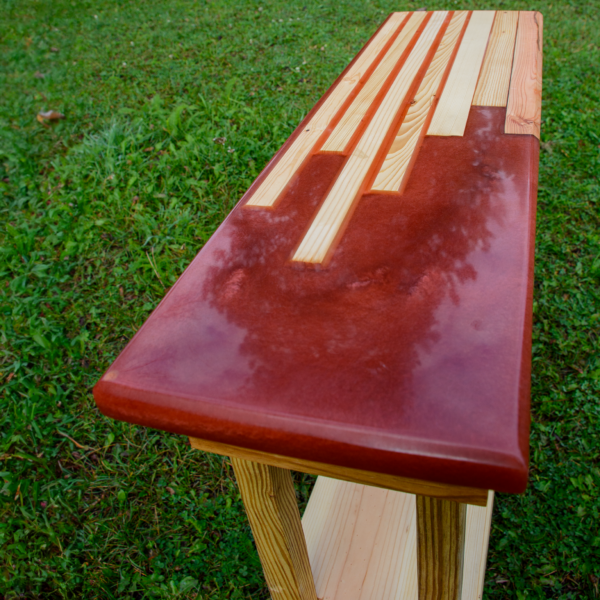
[{"x1": 302, "y1": 477, "x2": 494, "y2": 600}]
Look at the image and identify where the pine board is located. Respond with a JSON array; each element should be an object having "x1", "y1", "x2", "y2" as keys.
[
  {"x1": 461, "y1": 492, "x2": 495, "y2": 600},
  {"x1": 372, "y1": 11, "x2": 468, "y2": 192},
  {"x1": 416, "y1": 495, "x2": 467, "y2": 600},
  {"x1": 321, "y1": 11, "x2": 427, "y2": 153},
  {"x1": 302, "y1": 478, "x2": 495, "y2": 600},
  {"x1": 472, "y1": 11, "x2": 519, "y2": 107},
  {"x1": 427, "y1": 11, "x2": 495, "y2": 136},
  {"x1": 189, "y1": 436, "x2": 489, "y2": 506},
  {"x1": 292, "y1": 11, "x2": 448, "y2": 263},
  {"x1": 232, "y1": 458, "x2": 317, "y2": 600},
  {"x1": 505, "y1": 11, "x2": 543, "y2": 138},
  {"x1": 245, "y1": 12, "x2": 409, "y2": 207},
  {"x1": 302, "y1": 477, "x2": 418, "y2": 600}
]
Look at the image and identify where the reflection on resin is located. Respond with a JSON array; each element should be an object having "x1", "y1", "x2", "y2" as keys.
[{"x1": 96, "y1": 107, "x2": 538, "y2": 492}]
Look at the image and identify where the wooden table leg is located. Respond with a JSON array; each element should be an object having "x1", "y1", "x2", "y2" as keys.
[
  {"x1": 231, "y1": 456, "x2": 317, "y2": 600},
  {"x1": 416, "y1": 495, "x2": 467, "y2": 600}
]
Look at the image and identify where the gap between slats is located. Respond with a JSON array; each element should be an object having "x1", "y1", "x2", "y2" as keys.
[
  {"x1": 320, "y1": 11, "x2": 427, "y2": 153},
  {"x1": 244, "y1": 12, "x2": 410, "y2": 208},
  {"x1": 292, "y1": 11, "x2": 449, "y2": 264},
  {"x1": 371, "y1": 11, "x2": 469, "y2": 193}
]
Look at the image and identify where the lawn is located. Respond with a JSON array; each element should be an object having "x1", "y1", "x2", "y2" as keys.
[{"x1": 1, "y1": 0, "x2": 599, "y2": 597}]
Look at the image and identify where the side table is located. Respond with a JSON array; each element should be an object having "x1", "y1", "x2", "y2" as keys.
[{"x1": 94, "y1": 10, "x2": 543, "y2": 600}]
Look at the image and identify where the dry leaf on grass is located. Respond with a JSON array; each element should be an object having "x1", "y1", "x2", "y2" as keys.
[
  {"x1": 34, "y1": 71, "x2": 45, "y2": 79},
  {"x1": 37, "y1": 110, "x2": 65, "y2": 124}
]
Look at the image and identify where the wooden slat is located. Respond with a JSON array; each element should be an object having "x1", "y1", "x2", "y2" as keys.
[
  {"x1": 505, "y1": 11, "x2": 543, "y2": 138},
  {"x1": 416, "y1": 496, "x2": 467, "y2": 600},
  {"x1": 321, "y1": 11, "x2": 427, "y2": 153},
  {"x1": 231, "y1": 457, "x2": 317, "y2": 600},
  {"x1": 189, "y1": 436, "x2": 489, "y2": 506},
  {"x1": 472, "y1": 11, "x2": 519, "y2": 107},
  {"x1": 292, "y1": 11, "x2": 448, "y2": 264},
  {"x1": 427, "y1": 11, "x2": 495, "y2": 136},
  {"x1": 245, "y1": 12, "x2": 410, "y2": 207},
  {"x1": 302, "y1": 478, "x2": 494, "y2": 600},
  {"x1": 372, "y1": 11, "x2": 468, "y2": 192},
  {"x1": 461, "y1": 491, "x2": 495, "y2": 600},
  {"x1": 302, "y1": 477, "x2": 418, "y2": 600}
]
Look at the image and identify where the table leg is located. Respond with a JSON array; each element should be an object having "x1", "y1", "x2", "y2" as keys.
[
  {"x1": 231, "y1": 456, "x2": 317, "y2": 600},
  {"x1": 416, "y1": 495, "x2": 467, "y2": 600}
]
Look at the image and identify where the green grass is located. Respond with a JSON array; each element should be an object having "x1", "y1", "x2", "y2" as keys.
[{"x1": 0, "y1": 0, "x2": 599, "y2": 597}]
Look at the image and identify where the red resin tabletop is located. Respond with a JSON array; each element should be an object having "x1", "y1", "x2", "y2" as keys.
[{"x1": 94, "y1": 10, "x2": 543, "y2": 494}]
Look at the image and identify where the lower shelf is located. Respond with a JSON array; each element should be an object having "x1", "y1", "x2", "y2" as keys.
[{"x1": 302, "y1": 477, "x2": 494, "y2": 600}]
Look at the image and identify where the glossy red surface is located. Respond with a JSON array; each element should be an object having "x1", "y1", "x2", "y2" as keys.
[{"x1": 94, "y1": 106, "x2": 539, "y2": 494}]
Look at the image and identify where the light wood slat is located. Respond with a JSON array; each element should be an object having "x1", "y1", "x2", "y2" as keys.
[
  {"x1": 472, "y1": 11, "x2": 519, "y2": 107},
  {"x1": 301, "y1": 478, "x2": 494, "y2": 600},
  {"x1": 189, "y1": 436, "x2": 489, "y2": 506},
  {"x1": 505, "y1": 11, "x2": 543, "y2": 138},
  {"x1": 231, "y1": 457, "x2": 317, "y2": 600},
  {"x1": 293, "y1": 11, "x2": 448, "y2": 264},
  {"x1": 302, "y1": 477, "x2": 418, "y2": 600},
  {"x1": 461, "y1": 492, "x2": 495, "y2": 600},
  {"x1": 245, "y1": 12, "x2": 410, "y2": 207},
  {"x1": 321, "y1": 11, "x2": 427, "y2": 153},
  {"x1": 427, "y1": 11, "x2": 495, "y2": 136},
  {"x1": 416, "y1": 496, "x2": 467, "y2": 600},
  {"x1": 372, "y1": 11, "x2": 468, "y2": 192}
]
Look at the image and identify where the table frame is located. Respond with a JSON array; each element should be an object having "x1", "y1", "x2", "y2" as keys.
[{"x1": 190, "y1": 437, "x2": 494, "y2": 600}]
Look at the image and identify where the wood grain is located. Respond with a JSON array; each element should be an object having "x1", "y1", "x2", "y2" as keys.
[
  {"x1": 231, "y1": 457, "x2": 317, "y2": 600},
  {"x1": 372, "y1": 11, "x2": 468, "y2": 192},
  {"x1": 301, "y1": 478, "x2": 494, "y2": 600},
  {"x1": 293, "y1": 11, "x2": 448, "y2": 264},
  {"x1": 244, "y1": 12, "x2": 409, "y2": 207},
  {"x1": 428, "y1": 11, "x2": 495, "y2": 136},
  {"x1": 302, "y1": 477, "x2": 418, "y2": 600},
  {"x1": 505, "y1": 11, "x2": 543, "y2": 138},
  {"x1": 416, "y1": 496, "x2": 467, "y2": 600},
  {"x1": 321, "y1": 11, "x2": 427, "y2": 153},
  {"x1": 472, "y1": 11, "x2": 518, "y2": 107},
  {"x1": 189, "y1": 437, "x2": 489, "y2": 506},
  {"x1": 461, "y1": 491, "x2": 495, "y2": 600}
]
